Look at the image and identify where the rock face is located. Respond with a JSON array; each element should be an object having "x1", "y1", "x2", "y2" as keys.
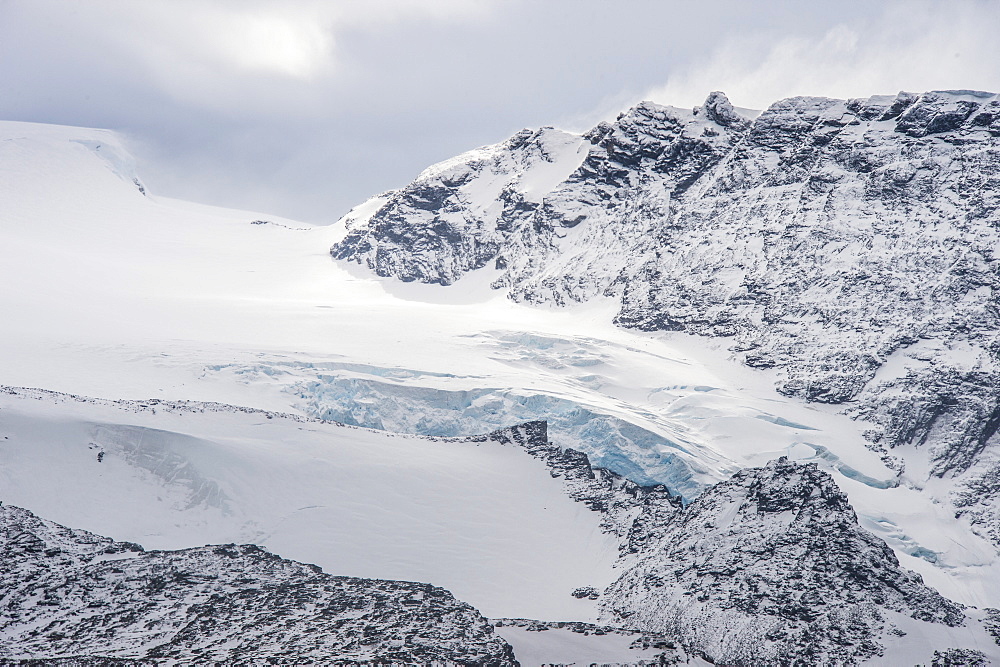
[
  {"x1": 333, "y1": 125, "x2": 590, "y2": 288},
  {"x1": 485, "y1": 421, "x2": 681, "y2": 540},
  {"x1": 486, "y1": 424, "x2": 976, "y2": 665},
  {"x1": 0, "y1": 504, "x2": 516, "y2": 665},
  {"x1": 333, "y1": 89, "x2": 1000, "y2": 547},
  {"x1": 600, "y1": 458, "x2": 965, "y2": 666}
]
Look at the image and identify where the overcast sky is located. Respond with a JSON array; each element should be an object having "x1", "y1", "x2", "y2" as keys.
[{"x1": 2, "y1": 0, "x2": 999, "y2": 223}]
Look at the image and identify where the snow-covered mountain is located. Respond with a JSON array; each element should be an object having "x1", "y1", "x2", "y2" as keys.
[
  {"x1": 334, "y1": 89, "x2": 1000, "y2": 564},
  {"x1": 3, "y1": 396, "x2": 995, "y2": 664},
  {"x1": 2, "y1": 99, "x2": 1000, "y2": 664}
]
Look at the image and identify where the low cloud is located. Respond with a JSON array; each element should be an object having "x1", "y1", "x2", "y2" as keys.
[
  {"x1": 3, "y1": 0, "x2": 997, "y2": 223},
  {"x1": 645, "y1": 0, "x2": 1000, "y2": 111},
  {"x1": 1, "y1": 0, "x2": 497, "y2": 116}
]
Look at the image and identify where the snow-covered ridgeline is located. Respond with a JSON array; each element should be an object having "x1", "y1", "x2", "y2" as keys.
[
  {"x1": 332, "y1": 90, "x2": 1000, "y2": 555},
  {"x1": 333, "y1": 125, "x2": 590, "y2": 287}
]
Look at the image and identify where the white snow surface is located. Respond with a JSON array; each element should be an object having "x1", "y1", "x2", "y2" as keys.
[
  {"x1": 0, "y1": 117, "x2": 998, "y2": 635},
  {"x1": 0, "y1": 388, "x2": 616, "y2": 622},
  {"x1": 493, "y1": 625, "x2": 698, "y2": 666}
]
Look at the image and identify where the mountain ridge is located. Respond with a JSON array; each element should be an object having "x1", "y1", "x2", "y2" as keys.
[
  {"x1": 0, "y1": 503, "x2": 517, "y2": 664},
  {"x1": 332, "y1": 89, "x2": 1000, "y2": 554}
]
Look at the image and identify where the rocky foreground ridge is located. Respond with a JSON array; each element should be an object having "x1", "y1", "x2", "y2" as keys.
[
  {"x1": 603, "y1": 458, "x2": 967, "y2": 665},
  {"x1": 0, "y1": 504, "x2": 515, "y2": 664},
  {"x1": 333, "y1": 89, "x2": 1000, "y2": 549}
]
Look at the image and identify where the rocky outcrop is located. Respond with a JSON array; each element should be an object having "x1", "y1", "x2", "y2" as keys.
[
  {"x1": 482, "y1": 422, "x2": 974, "y2": 664},
  {"x1": 485, "y1": 421, "x2": 681, "y2": 542},
  {"x1": 333, "y1": 90, "x2": 1000, "y2": 548},
  {"x1": 480, "y1": 424, "x2": 974, "y2": 664},
  {"x1": 0, "y1": 504, "x2": 516, "y2": 665},
  {"x1": 333, "y1": 126, "x2": 587, "y2": 288},
  {"x1": 600, "y1": 458, "x2": 966, "y2": 665}
]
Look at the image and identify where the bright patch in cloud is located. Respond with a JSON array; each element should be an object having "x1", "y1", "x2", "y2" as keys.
[{"x1": 206, "y1": 10, "x2": 334, "y2": 79}]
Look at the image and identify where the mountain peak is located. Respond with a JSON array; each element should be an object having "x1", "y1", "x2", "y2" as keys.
[
  {"x1": 602, "y1": 459, "x2": 966, "y2": 664},
  {"x1": 696, "y1": 90, "x2": 750, "y2": 128}
]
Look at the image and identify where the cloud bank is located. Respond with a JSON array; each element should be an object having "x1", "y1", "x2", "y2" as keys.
[
  {"x1": 1, "y1": 0, "x2": 997, "y2": 223},
  {"x1": 645, "y1": 0, "x2": 1000, "y2": 111}
]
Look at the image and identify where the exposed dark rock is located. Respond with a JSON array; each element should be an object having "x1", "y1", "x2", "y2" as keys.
[
  {"x1": 931, "y1": 647, "x2": 989, "y2": 667},
  {"x1": 0, "y1": 505, "x2": 516, "y2": 665},
  {"x1": 985, "y1": 608, "x2": 1000, "y2": 645},
  {"x1": 600, "y1": 458, "x2": 965, "y2": 665}
]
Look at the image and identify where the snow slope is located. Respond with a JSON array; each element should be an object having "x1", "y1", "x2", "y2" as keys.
[{"x1": 0, "y1": 387, "x2": 618, "y2": 622}]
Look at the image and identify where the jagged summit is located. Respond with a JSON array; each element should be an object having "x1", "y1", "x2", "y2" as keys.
[{"x1": 695, "y1": 90, "x2": 752, "y2": 128}]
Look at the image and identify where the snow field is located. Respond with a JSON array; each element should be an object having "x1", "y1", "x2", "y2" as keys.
[{"x1": 0, "y1": 118, "x2": 997, "y2": 621}]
